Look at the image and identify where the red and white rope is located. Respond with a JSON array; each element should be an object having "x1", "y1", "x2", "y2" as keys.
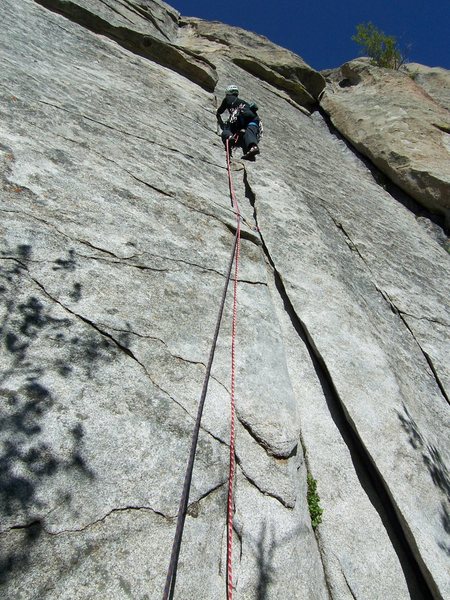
[{"x1": 225, "y1": 138, "x2": 241, "y2": 600}]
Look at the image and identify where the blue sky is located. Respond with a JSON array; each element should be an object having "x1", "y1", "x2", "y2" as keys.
[{"x1": 169, "y1": 0, "x2": 450, "y2": 71}]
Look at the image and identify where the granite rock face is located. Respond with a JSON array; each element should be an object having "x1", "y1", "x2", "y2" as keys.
[
  {"x1": 321, "y1": 59, "x2": 450, "y2": 224},
  {"x1": 402, "y1": 63, "x2": 450, "y2": 112},
  {"x1": 1, "y1": 1, "x2": 449, "y2": 599},
  {"x1": 35, "y1": 0, "x2": 218, "y2": 90},
  {"x1": 178, "y1": 17, "x2": 325, "y2": 109}
]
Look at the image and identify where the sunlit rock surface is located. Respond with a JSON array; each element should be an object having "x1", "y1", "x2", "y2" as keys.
[
  {"x1": 321, "y1": 59, "x2": 450, "y2": 224},
  {"x1": 1, "y1": 1, "x2": 449, "y2": 599}
]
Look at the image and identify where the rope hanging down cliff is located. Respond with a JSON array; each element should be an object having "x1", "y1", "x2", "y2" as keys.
[
  {"x1": 162, "y1": 138, "x2": 241, "y2": 600},
  {"x1": 225, "y1": 137, "x2": 241, "y2": 600}
]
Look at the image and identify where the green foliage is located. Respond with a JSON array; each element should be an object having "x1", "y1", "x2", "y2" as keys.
[
  {"x1": 352, "y1": 22, "x2": 404, "y2": 70},
  {"x1": 307, "y1": 472, "x2": 323, "y2": 529}
]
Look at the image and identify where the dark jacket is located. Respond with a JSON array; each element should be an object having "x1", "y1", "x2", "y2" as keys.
[{"x1": 216, "y1": 96, "x2": 259, "y2": 132}]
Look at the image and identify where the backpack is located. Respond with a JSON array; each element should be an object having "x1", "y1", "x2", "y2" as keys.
[{"x1": 249, "y1": 102, "x2": 263, "y2": 141}]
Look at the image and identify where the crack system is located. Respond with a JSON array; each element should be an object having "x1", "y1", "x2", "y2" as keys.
[
  {"x1": 238, "y1": 415, "x2": 297, "y2": 461},
  {"x1": 396, "y1": 312, "x2": 449, "y2": 406},
  {"x1": 35, "y1": 99, "x2": 206, "y2": 170},
  {"x1": 6, "y1": 482, "x2": 227, "y2": 538},
  {"x1": 2, "y1": 15, "x2": 446, "y2": 592},
  {"x1": 120, "y1": 0, "x2": 172, "y2": 41},
  {"x1": 9, "y1": 505, "x2": 169, "y2": 537},
  {"x1": 102, "y1": 322, "x2": 233, "y2": 402},
  {"x1": 342, "y1": 570, "x2": 358, "y2": 600},
  {"x1": 29, "y1": 96, "x2": 224, "y2": 174},
  {"x1": 326, "y1": 210, "x2": 449, "y2": 406},
  {"x1": 3, "y1": 257, "x2": 229, "y2": 452},
  {"x1": 317, "y1": 106, "x2": 449, "y2": 238},
  {"x1": 236, "y1": 462, "x2": 294, "y2": 509},
  {"x1": 242, "y1": 167, "x2": 434, "y2": 600},
  {"x1": 0, "y1": 206, "x2": 263, "y2": 283}
]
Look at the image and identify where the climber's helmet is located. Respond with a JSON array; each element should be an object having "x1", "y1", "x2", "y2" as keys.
[{"x1": 225, "y1": 84, "x2": 239, "y2": 97}]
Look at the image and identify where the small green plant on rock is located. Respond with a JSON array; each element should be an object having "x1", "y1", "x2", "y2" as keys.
[
  {"x1": 407, "y1": 69, "x2": 419, "y2": 81},
  {"x1": 352, "y1": 22, "x2": 405, "y2": 70},
  {"x1": 307, "y1": 472, "x2": 323, "y2": 529}
]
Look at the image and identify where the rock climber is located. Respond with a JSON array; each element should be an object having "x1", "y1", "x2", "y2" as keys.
[{"x1": 216, "y1": 84, "x2": 261, "y2": 160}]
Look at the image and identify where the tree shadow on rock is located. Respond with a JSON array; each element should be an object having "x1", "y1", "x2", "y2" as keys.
[
  {"x1": 239, "y1": 520, "x2": 303, "y2": 599},
  {"x1": 53, "y1": 249, "x2": 76, "y2": 272},
  {"x1": 439, "y1": 503, "x2": 450, "y2": 556},
  {"x1": 255, "y1": 521, "x2": 276, "y2": 600},
  {"x1": 398, "y1": 403, "x2": 450, "y2": 502},
  {"x1": 0, "y1": 381, "x2": 94, "y2": 586},
  {"x1": 0, "y1": 244, "x2": 109, "y2": 587},
  {"x1": 397, "y1": 403, "x2": 450, "y2": 557}
]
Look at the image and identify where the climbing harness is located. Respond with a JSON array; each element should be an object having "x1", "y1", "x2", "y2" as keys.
[
  {"x1": 162, "y1": 138, "x2": 241, "y2": 600},
  {"x1": 226, "y1": 131, "x2": 241, "y2": 165}
]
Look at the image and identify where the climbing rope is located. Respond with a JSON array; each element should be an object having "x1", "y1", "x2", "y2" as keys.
[
  {"x1": 225, "y1": 137, "x2": 241, "y2": 600},
  {"x1": 162, "y1": 138, "x2": 241, "y2": 600}
]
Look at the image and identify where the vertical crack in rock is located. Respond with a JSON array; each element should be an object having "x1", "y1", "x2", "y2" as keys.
[
  {"x1": 327, "y1": 213, "x2": 449, "y2": 407},
  {"x1": 96, "y1": 0, "x2": 135, "y2": 24},
  {"x1": 398, "y1": 316, "x2": 449, "y2": 405},
  {"x1": 327, "y1": 214, "x2": 367, "y2": 264},
  {"x1": 373, "y1": 288, "x2": 449, "y2": 407},
  {"x1": 388, "y1": 305, "x2": 449, "y2": 406},
  {"x1": 242, "y1": 168, "x2": 434, "y2": 600},
  {"x1": 416, "y1": 347, "x2": 449, "y2": 406},
  {"x1": 342, "y1": 569, "x2": 358, "y2": 600},
  {"x1": 119, "y1": 0, "x2": 172, "y2": 41}
]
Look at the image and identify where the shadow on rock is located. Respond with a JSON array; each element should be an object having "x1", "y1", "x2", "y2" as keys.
[
  {"x1": 0, "y1": 382, "x2": 94, "y2": 585},
  {"x1": 53, "y1": 249, "x2": 77, "y2": 272},
  {"x1": 398, "y1": 403, "x2": 450, "y2": 558},
  {"x1": 398, "y1": 403, "x2": 450, "y2": 502},
  {"x1": 255, "y1": 521, "x2": 276, "y2": 600},
  {"x1": 439, "y1": 503, "x2": 450, "y2": 556},
  {"x1": 240, "y1": 520, "x2": 301, "y2": 599},
  {"x1": 0, "y1": 245, "x2": 109, "y2": 586}
]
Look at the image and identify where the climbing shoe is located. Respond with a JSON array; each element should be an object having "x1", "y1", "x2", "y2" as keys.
[{"x1": 242, "y1": 145, "x2": 260, "y2": 160}]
